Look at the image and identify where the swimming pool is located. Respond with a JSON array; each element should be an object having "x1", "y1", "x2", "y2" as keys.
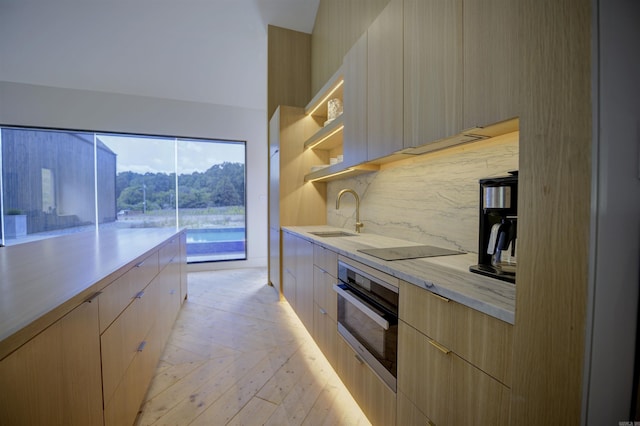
[{"x1": 186, "y1": 228, "x2": 246, "y2": 259}]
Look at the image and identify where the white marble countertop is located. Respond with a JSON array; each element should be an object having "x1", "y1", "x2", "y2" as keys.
[{"x1": 283, "y1": 225, "x2": 515, "y2": 324}]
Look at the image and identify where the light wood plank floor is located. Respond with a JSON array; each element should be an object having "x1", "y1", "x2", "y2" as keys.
[{"x1": 135, "y1": 268, "x2": 371, "y2": 426}]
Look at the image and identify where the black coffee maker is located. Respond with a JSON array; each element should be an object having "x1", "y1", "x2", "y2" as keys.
[{"x1": 469, "y1": 172, "x2": 518, "y2": 283}]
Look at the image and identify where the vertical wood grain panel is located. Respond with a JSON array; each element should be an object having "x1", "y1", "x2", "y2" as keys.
[
  {"x1": 277, "y1": 106, "x2": 326, "y2": 227},
  {"x1": 463, "y1": 0, "x2": 520, "y2": 128},
  {"x1": 267, "y1": 26, "x2": 311, "y2": 120},
  {"x1": 310, "y1": 0, "x2": 389, "y2": 94},
  {"x1": 510, "y1": 0, "x2": 592, "y2": 423},
  {"x1": 342, "y1": 31, "x2": 368, "y2": 167},
  {"x1": 404, "y1": 0, "x2": 462, "y2": 147},
  {"x1": 367, "y1": 0, "x2": 404, "y2": 160}
]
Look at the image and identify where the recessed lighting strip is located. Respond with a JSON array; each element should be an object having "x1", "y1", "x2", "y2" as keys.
[
  {"x1": 306, "y1": 80, "x2": 344, "y2": 117},
  {"x1": 306, "y1": 168, "x2": 354, "y2": 183},
  {"x1": 305, "y1": 125, "x2": 344, "y2": 150}
]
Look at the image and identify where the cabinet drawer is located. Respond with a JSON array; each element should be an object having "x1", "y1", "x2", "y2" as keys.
[
  {"x1": 399, "y1": 281, "x2": 512, "y2": 386},
  {"x1": 99, "y1": 251, "x2": 159, "y2": 333},
  {"x1": 336, "y1": 336, "x2": 396, "y2": 426},
  {"x1": 398, "y1": 321, "x2": 510, "y2": 426},
  {"x1": 313, "y1": 302, "x2": 338, "y2": 368},
  {"x1": 313, "y1": 244, "x2": 337, "y2": 276},
  {"x1": 313, "y1": 265, "x2": 337, "y2": 320},
  {"x1": 397, "y1": 390, "x2": 433, "y2": 426},
  {"x1": 100, "y1": 279, "x2": 160, "y2": 406},
  {"x1": 398, "y1": 321, "x2": 451, "y2": 425},
  {"x1": 103, "y1": 319, "x2": 164, "y2": 426},
  {"x1": 159, "y1": 236, "x2": 180, "y2": 271},
  {"x1": 399, "y1": 280, "x2": 454, "y2": 347}
]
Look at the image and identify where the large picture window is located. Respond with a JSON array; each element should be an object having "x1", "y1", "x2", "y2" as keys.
[{"x1": 0, "y1": 127, "x2": 246, "y2": 263}]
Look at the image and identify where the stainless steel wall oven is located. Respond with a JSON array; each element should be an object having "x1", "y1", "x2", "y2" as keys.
[{"x1": 334, "y1": 259, "x2": 398, "y2": 391}]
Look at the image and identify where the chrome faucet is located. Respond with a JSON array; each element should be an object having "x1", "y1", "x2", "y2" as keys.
[{"x1": 336, "y1": 189, "x2": 363, "y2": 233}]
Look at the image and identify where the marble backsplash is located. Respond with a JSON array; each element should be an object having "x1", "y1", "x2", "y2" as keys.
[{"x1": 327, "y1": 132, "x2": 519, "y2": 254}]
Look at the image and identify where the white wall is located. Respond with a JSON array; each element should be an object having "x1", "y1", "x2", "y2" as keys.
[{"x1": 0, "y1": 1, "x2": 283, "y2": 269}]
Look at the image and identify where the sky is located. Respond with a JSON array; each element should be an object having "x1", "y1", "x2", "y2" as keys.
[{"x1": 97, "y1": 135, "x2": 245, "y2": 175}]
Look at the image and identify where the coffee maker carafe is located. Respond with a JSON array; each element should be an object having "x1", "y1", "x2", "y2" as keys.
[{"x1": 470, "y1": 172, "x2": 518, "y2": 283}]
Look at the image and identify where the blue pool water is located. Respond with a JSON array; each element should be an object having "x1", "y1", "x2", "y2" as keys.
[{"x1": 186, "y1": 228, "x2": 246, "y2": 257}]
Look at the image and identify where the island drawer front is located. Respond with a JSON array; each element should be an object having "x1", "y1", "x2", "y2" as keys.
[
  {"x1": 99, "y1": 250, "x2": 160, "y2": 333},
  {"x1": 399, "y1": 281, "x2": 513, "y2": 386},
  {"x1": 159, "y1": 236, "x2": 180, "y2": 271},
  {"x1": 313, "y1": 244, "x2": 338, "y2": 276},
  {"x1": 104, "y1": 318, "x2": 164, "y2": 426},
  {"x1": 100, "y1": 275, "x2": 161, "y2": 406}
]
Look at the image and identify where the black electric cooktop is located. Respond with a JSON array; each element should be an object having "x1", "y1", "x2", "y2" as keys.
[{"x1": 357, "y1": 245, "x2": 464, "y2": 261}]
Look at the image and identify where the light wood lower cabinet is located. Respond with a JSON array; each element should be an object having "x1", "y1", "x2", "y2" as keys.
[
  {"x1": 398, "y1": 280, "x2": 512, "y2": 425},
  {"x1": 282, "y1": 231, "x2": 314, "y2": 332},
  {"x1": 100, "y1": 238, "x2": 183, "y2": 426},
  {"x1": 397, "y1": 390, "x2": 434, "y2": 426},
  {"x1": 312, "y1": 259, "x2": 338, "y2": 367},
  {"x1": 0, "y1": 297, "x2": 103, "y2": 426},
  {"x1": 0, "y1": 232, "x2": 185, "y2": 426},
  {"x1": 336, "y1": 335, "x2": 397, "y2": 426}
]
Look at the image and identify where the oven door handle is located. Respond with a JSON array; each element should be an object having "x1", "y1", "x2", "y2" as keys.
[{"x1": 333, "y1": 284, "x2": 390, "y2": 330}]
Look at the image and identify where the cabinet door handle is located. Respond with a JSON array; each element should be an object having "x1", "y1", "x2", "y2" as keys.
[
  {"x1": 428, "y1": 339, "x2": 451, "y2": 355},
  {"x1": 319, "y1": 308, "x2": 327, "y2": 315},
  {"x1": 84, "y1": 291, "x2": 102, "y2": 303},
  {"x1": 135, "y1": 260, "x2": 145, "y2": 268},
  {"x1": 135, "y1": 290, "x2": 145, "y2": 299},
  {"x1": 354, "y1": 354, "x2": 364, "y2": 364},
  {"x1": 137, "y1": 341, "x2": 147, "y2": 352},
  {"x1": 429, "y1": 292, "x2": 450, "y2": 303}
]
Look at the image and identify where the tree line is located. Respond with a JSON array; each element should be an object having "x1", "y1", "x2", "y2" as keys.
[{"x1": 116, "y1": 162, "x2": 245, "y2": 212}]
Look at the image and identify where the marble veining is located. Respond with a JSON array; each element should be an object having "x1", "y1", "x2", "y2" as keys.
[
  {"x1": 328, "y1": 134, "x2": 519, "y2": 253},
  {"x1": 283, "y1": 225, "x2": 516, "y2": 324}
]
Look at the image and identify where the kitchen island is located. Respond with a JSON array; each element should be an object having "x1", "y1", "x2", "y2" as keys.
[{"x1": 0, "y1": 228, "x2": 187, "y2": 426}]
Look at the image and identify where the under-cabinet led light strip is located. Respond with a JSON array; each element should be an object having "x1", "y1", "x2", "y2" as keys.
[
  {"x1": 306, "y1": 125, "x2": 344, "y2": 150},
  {"x1": 306, "y1": 80, "x2": 344, "y2": 117},
  {"x1": 307, "y1": 168, "x2": 354, "y2": 183}
]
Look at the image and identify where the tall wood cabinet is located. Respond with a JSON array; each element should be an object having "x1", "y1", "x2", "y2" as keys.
[{"x1": 268, "y1": 106, "x2": 326, "y2": 293}]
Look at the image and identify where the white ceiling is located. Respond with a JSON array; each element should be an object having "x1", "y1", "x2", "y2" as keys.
[{"x1": 0, "y1": 0, "x2": 320, "y2": 111}]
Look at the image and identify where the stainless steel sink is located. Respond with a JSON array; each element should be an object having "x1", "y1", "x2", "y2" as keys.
[{"x1": 309, "y1": 231, "x2": 358, "y2": 238}]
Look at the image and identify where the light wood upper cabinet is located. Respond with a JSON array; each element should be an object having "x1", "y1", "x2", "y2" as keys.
[
  {"x1": 404, "y1": 0, "x2": 463, "y2": 148},
  {"x1": 367, "y1": 0, "x2": 404, "y2": 160},
  {"x1": 463, "y1": 0, "x2": 520, "y2": 128},
  {"x1": 0, "y1": 298, "x2": 103, "y2": 426},
  {"x1": 342, "y1": 31, "x2": 368, "y2": 167}
]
